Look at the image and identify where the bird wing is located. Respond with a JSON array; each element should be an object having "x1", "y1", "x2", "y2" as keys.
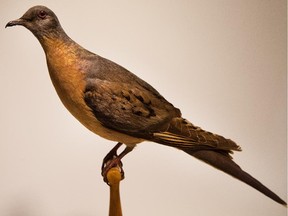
[
  {"x1": 84, "y1": 77, "x2": 240, "y2": 153},
  {"x1": 84, "y1": 78, "x2": 180, "y2": 137},
  {"x1": 84, "y1": 56, "x2": 240, "y2": 152}
]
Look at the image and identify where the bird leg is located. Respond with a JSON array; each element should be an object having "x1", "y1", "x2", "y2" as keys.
[{"x1": 102, "y1": 142, "x2": 134, "y2": 184}]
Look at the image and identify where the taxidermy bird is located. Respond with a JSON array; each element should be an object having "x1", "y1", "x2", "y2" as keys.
[{"x1": 5, "y1": 5, "x2": 286, "y2": 206}]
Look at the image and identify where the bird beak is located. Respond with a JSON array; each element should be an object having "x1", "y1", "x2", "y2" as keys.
[{"x1": 5, "y1": 18, "x2": 25, "y2": 28}]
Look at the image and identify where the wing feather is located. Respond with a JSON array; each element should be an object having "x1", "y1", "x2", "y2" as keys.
[
  {"x1": 84, "y1": 78, "x2": 180, "y2": 136},
  {"x1": 153, "y1": 117, "x2": 241, "y2": 153}
]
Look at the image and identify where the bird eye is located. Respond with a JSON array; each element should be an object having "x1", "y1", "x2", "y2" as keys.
[{"x1": 38, "y1": 10, "x2": 47, "y2": 19}]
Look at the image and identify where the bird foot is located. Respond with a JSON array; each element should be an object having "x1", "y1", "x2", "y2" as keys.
[
  {"x1": 102, "y1": 143, "x2": 124, "y2": 184},
  {"x1": 102, "y1": 142, "x2": 134, "y2": 185},
  {"x1": 102, "y1": 157, "x2": 125, "y2": 185},
  {"x1": 102, "y1": 156, "x2": 125, "y2": 185}
]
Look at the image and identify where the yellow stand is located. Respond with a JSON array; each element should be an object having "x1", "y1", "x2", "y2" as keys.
[{"x1": 106, "y1": 167, "x2": 123, "y2": 216}]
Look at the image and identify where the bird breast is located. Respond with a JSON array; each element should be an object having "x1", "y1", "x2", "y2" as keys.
[{"x1": 42, "y1": 37, "x2": 144, "y2": 145}]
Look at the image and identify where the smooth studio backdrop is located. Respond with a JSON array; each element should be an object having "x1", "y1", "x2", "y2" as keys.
[{"x1": 0, "y1": 1, "x2": 286, "y2": 216}]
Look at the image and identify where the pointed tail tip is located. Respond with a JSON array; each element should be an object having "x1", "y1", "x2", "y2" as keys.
[
  {"x1": 185, "y1": 149, "x2": 287, "y2": 207},
  {"x1": 268, "y1": 190, "x2": 287, "y2": 207},
  {"x1": 280, "y1": 200, "x2": 287, "y2": 207},
  {"x1": 273, "y1": 197, "x2": 286, "y2": 207}
]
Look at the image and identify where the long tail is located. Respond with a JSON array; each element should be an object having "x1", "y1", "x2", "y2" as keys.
[
  {"x1": 183, "y1": 149, "x2": 287, "y2": 206},
  {"x1": 152, "y1": 117, "x2": 286, "y2": 205}
]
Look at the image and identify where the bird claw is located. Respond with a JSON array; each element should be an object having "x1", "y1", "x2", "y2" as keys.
[
  {"x1": 101, "y1": 142, "x2": 125, "y2": 184},
  {"x1": 101, "y1": 142, "x2": 134, "y2": 185},
  {"x1": 101, "y1": 156, "x2": 125, "y2": 185}
]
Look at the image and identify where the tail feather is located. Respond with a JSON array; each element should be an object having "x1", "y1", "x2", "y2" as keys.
[
  {"x1": 151, "y1": 117, "x2": 286, "y2": 205},
  {"x1": 184, "y1": 149, "x2": 287, "y2": 206}
]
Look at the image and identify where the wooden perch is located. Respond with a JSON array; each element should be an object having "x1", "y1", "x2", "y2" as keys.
[{"x1": 106, "y1": 167, "x2": 123, "y2": 216}]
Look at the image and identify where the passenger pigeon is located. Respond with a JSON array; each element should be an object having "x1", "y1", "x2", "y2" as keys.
[{"x1": 5, "y1": 5, "x2": 286, "y2": 206}]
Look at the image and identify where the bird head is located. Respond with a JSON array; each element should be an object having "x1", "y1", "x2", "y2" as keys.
[{"x1": 5, "y1": 5, "x2": 62, "y2": 39}]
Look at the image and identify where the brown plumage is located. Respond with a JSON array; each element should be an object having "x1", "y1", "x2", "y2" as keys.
[{"x1": 5, "y1": 5, "x2": 286, "y2": 206}]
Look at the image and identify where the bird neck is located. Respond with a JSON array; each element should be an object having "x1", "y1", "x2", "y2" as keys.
[
  {"x1": 39, "y1": 32, "x2": 83, "y2": 77},
  {"x1": 37, "y1": 29, "x2": 74, "y2": 53}
]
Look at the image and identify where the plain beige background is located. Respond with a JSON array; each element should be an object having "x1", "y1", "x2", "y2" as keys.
[{"x1": 0, "y1": 1, "x2": 286, "y2": 216}]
